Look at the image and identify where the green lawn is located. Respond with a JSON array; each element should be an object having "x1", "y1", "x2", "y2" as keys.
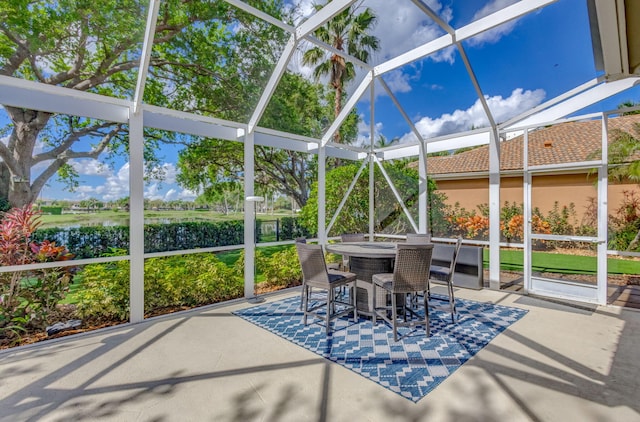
[{"x1": 483, "y1": 249, "x2": 640, "y2": 275}]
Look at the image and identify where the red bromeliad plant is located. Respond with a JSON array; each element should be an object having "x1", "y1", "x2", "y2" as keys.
[{"x1": 0, "y1": 205, "x2": 74, "y2": 342}]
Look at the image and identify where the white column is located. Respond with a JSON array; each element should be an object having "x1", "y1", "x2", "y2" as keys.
[
  {"x1": 318, "y1": 142, "x2": 326, "y2": 245},
  {"x1": 244, "y1": 130, "x2": 257, "y2": 299},
  {"x1": 129, "y1": 108, "x2": 144, "y2": 323},
  {"x1": 597, "y1": 115, "x2": 609, "y2": 305},
  {"x1": 488, "y1": 128, "x2": 501, "y2": 290},
  {"x1": 369, "y1": 153, "x2": 375, "y2": 238},
  {"x1": 418, "y1": 140, "x2": 428, "y2": 234}
]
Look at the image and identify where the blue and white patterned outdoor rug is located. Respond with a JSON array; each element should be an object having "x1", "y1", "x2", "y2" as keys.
[{"x1": 233, "y1": 294, "x2": 527, "y2": 402}]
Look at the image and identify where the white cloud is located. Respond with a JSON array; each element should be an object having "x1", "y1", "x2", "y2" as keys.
[
  {"x1": 163, "y1": 188, "x2": 179, "y2": 201},
  {"x1": 380, "y1": 70, "x2": 414, "y2": 94},
  {"x1": 357, "y1": 116, "x2": 384, "y2": 146},
  {"x1": 177, "y1": 188, "x2": 198, "y2": 201},
  {"x1": 400, "y1": 88, "x2": 546, "y2": 142},
  {"x1": 100, "y1": 163, "x2": 130, "y2": 201},
  {"x1": 365, "y1": 0, "x2": 450, "y2": 63},
  {"x1": 158, "y1": 162, "x2": 177, "y2": 184},
  {"x1": 144, "y1": 182, "x2": 163, "y2": 201},
  {"x1": 71, "y1": 159, "x2": 112, "y2": 177}
]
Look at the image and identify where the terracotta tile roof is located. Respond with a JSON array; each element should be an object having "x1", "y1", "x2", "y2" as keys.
[{"x1": 425, "y1": 114, "x2": 640, "y2": 175}]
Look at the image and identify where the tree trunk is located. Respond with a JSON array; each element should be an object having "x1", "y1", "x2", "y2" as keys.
[
  {"x1": 1, "y1": 108, "x2": 52, "y2": 209},
  {"x1": 0, "y1": 163, "x2": 9, "y2": 203}
]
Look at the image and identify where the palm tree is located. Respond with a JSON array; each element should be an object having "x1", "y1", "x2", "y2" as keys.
[
  {"x1": 302, "y1": 1, "x2": 379, "y2": 144},
  {"x1": 608, "y1": 101, "x2": 640, "y2": 183}
]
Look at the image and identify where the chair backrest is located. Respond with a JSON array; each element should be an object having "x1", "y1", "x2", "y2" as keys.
[
  {"x1": 447, "y1": 236, "x2": 464, "y2": 280},
  {"x1": 406, "y1": 233, "x2": 431, "y2": 243},
  {"x1": 295, "y1": 242, "x2": 329, "y2": 284},
  {"x1": 341, "y1": 233, "x2": 366, "y2": 243},
  {"x1": 392, "y1": 243, "x2": 433, "y2": 293},
  {"x1": 295, "y1": 237, "x2": 307, "y2": 244}
]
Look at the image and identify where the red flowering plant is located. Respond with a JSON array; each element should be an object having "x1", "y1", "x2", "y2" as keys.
[{"x1": 0, "y1": 205, "x2": 74, "y2": 343}]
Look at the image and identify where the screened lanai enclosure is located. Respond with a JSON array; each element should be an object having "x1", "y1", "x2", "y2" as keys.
[{"x1": 1, "y1": 0, "x2": 639, "y2": 343}]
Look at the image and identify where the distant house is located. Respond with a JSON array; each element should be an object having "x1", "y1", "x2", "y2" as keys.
[{"x1": 424, "y1": 114, "x2": 640, "y2": 220}]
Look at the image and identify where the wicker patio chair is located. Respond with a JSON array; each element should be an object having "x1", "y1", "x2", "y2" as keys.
[
  {"x1": 339, "y1": 233, "x2": 366, "y2": 271},
  {"x1": 296, "y1": 242, "x2": 358, "y2": 334},
  {"x1": 341, "y1": 233, "x2": 366, "y2": 242},
  {"x1": 406, "y1": 233, "x2": 433, "y2": 302},
  {"x1": 429, "y1": 236, "x2": 463, "y2": 323},
  {"x1": 405, "y1": 233, "x2": 432, "y2": 243},
  {"x1": 371, "y1": 243, "x2": 433, "y2": 342}
]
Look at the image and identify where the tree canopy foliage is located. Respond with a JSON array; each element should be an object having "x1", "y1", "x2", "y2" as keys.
[
  {"x1": 176, "y1": 72, "x2": 359, "y2": 207},
  {"x1": 0, "y1": 0, "x2": 288, "y2": 207}
]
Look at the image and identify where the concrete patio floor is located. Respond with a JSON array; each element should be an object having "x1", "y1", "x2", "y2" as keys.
[{"x1": 1, "y1": 286, "x2": 639, "y2": 422}]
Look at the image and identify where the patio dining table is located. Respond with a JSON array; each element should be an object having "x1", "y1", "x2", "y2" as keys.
[{"x1": 325, "y1": 242, "x2": 399, "y2": 315}]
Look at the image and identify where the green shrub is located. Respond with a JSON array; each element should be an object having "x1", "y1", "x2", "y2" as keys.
[
  {"x1": 257, "y1": 246, "x2": 302, "y2": 288},
  {"x1": 32, "y1": 220, "x2": 245, "y2": 258},
  {"x1": 279, "y1": 217, "x2": 313, "y2": 240},
  {"x1": 609, "y1": 190, "x2": 640, "y2": 252},
  {"x1": 75, "y1": 251, "x2": 243, "y2": 320},
  {"x1": 0, "y1": 206, "x2": 74, "y2": 342}
]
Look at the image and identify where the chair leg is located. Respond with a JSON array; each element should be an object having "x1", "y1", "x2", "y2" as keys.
[
  {"x1": 325, "y1": 287, "x2": 332, "y2": 334},
  {"x1": 391, "y1": 292, "x2": 399, "y2": 342},
  {"x1": 371, "y1": 282, "x2": 377, "y2": 325},
  {"x1": 447, "y1": 280, "x2": 456, "y2": 323},
  {"x1": 300, "y1": 281, "x2": 306, "y2": 310},
  {"x1": 423, "y1": 290, "x2": 430, "y2": 337},
  {"x1": 352, "y1": 282, "x2": 358, "y2": 322},
  {"x1": 303, "y1": 285, "x2": 309, "y2": 325}
]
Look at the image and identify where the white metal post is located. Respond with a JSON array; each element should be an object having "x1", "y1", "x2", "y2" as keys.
[
  {"x1": 597, "y1": 115, "x2": 609, "y2": 305},
  {"x1": 369, "y1": 153, "x2": 375, "y2": 239},
  {"x1": 523, "y1": 129, "x2": 531, "y2": 294},
  {"x1": 488, "y1": 128, "x2": 501, "y2": 290},
  {"x1": 369, "y1": 81, "x2": 375, "y2": 240},
  {"x1": 244, "y1": 130, "x2": 257, "y2": 300},
  {"x1": 129, "y1": 109, "x2": 145, "y2": 323},
  {"x1": 318, "y1": 141, "x2": 327, "y2": 245},
  {"x1": 418, "y1": 139, "x2": 428, "y2": 234}
]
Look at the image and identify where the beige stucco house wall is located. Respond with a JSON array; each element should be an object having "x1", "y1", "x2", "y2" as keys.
[
  {"x1": 434, "y1": 174, "x2": 636, "y2": 221},
  {"x1": 425, "y1": 114, "x2": 640, "y2": 221}
]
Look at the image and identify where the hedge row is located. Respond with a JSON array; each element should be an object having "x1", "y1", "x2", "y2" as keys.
[
  {"x1": 279, "y1": 216, "x2": 314, "y2": 240},
  {"x1": 32, "y1": 218, "x2": 312, "y2": 259}
]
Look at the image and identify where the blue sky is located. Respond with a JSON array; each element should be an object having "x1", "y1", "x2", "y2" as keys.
[{"x1": 3, "y1": 0, "x2": 639, "y2": 203}]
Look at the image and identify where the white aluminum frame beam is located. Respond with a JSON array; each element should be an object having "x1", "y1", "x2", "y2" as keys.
[
  {"x1": 500, "y1": 78, "x2": 599, "y2": 129},
  {"x1": 133, "y1": 0, "x2": 160, "y2": 114},
  {"x1": 296, "y1": 0, "x2": 355, "y2": 39},
  {"x1": 225, "y1": 0, "x2": 370, "y2": 69},
  {"x1": 248, "y1": 35, "x2": 297, "y2": 133},
  {"x1": 506, "y1": 77, "x2": 640, "y2": 129},
  {"x1": 0, "y1": 76, "x2": 129, "y2": 123},
  {"x1": 321, "y1": 71, "x2": 373, "y2": 146}
]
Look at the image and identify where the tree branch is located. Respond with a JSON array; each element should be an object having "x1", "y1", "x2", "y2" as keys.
[
  {"x1": 63, "y1": 125, "x2": 123, "y2": 160},
  {"x1": 32, "y1": 122, "x2": 117, "y2": 164}
]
